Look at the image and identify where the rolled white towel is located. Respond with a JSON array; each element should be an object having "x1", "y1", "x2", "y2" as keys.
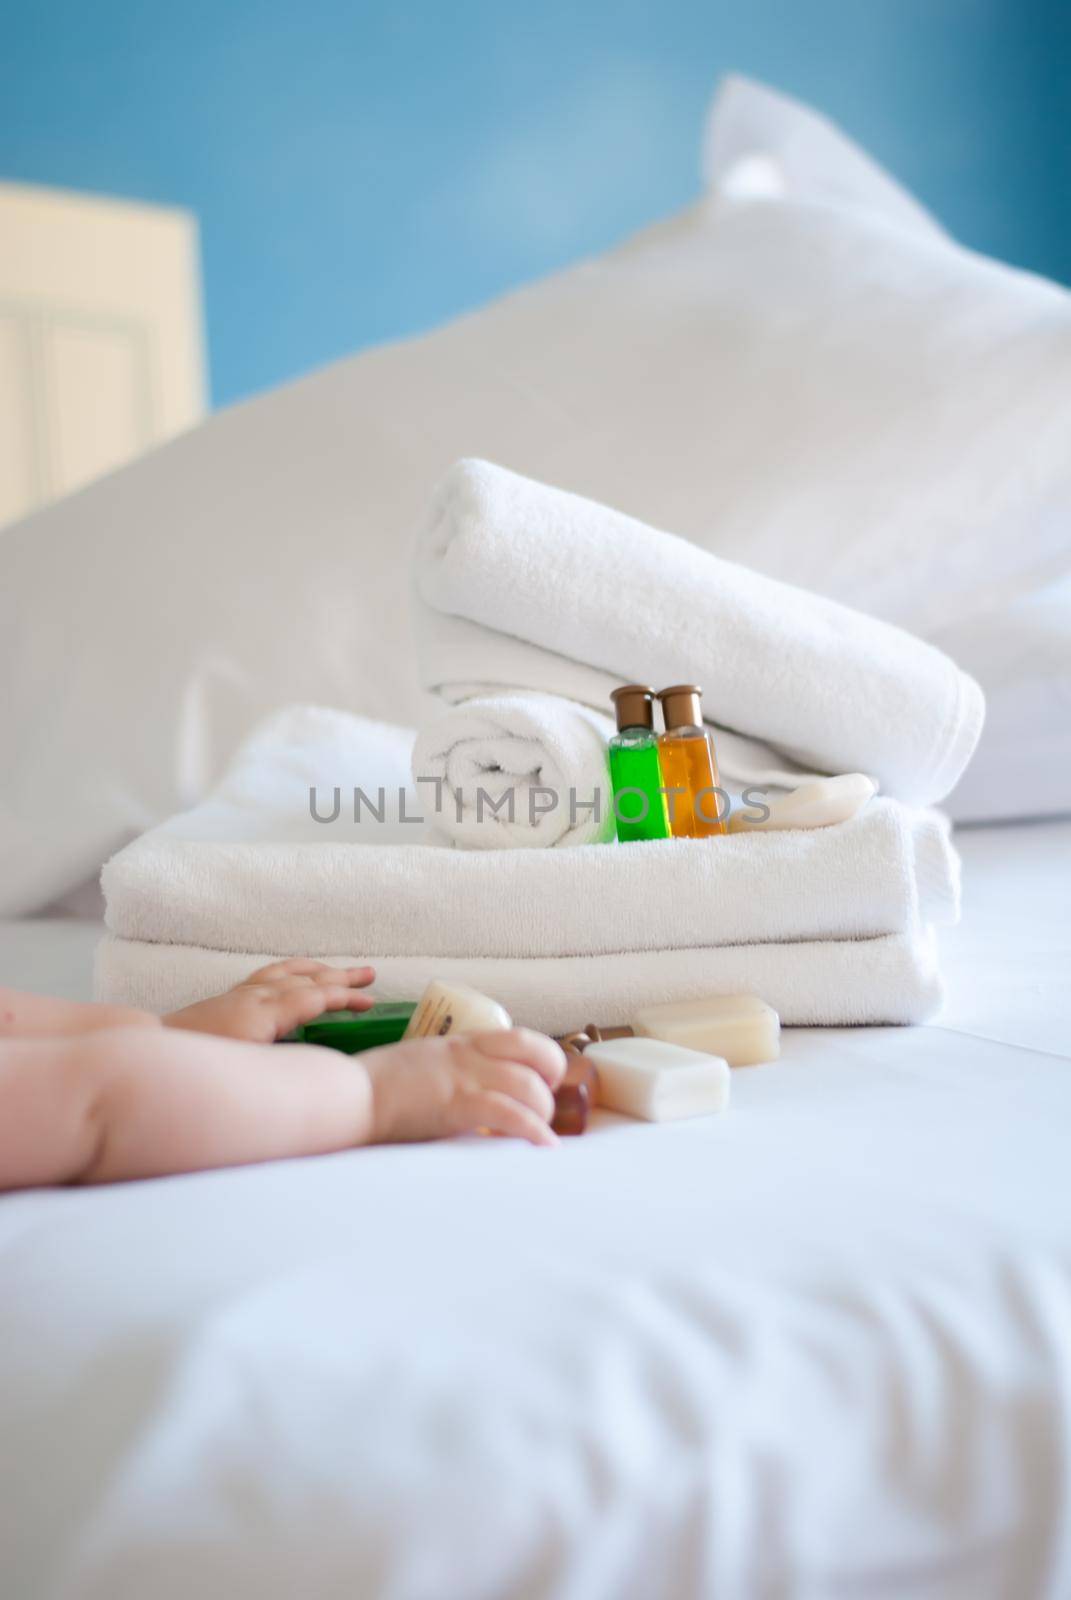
[
  {"x1": 414, "y1": 460, "x2": 986, "y2": 808},
  {"x1": 411, "y1": 693, "x2": 615, "y2": 849}
]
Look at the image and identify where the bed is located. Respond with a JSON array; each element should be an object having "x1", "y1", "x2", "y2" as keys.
[
  {"x1": 2, "y1": 816, "x2": 1069, "y2": 1598},
  {"x1": 3, "y1": 70, "x2": 1070, "y2": 1600}
]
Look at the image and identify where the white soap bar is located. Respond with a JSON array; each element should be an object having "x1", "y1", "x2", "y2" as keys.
[
  {"x1": 634, "y1": 992, "x2": 780, "y2": 1066},
  {"x1": 585, "y1": 1037, "x2": 730, "y2": 1123},
  {"x1": 729, "y1": 773, "x2": 877, "y2": 833}
]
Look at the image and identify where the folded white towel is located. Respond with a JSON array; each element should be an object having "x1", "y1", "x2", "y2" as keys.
[
  {"x1": 97, "y1": 927, "x2": 944, "y2": 1031},
  {"x1": 411, "y1": 693, "x2": 615, "y2": 849},
  {"x1": 414, "y1": 460, "x2": 985, "y2": 807},
  {"x1": 102, "y1": 708, "x2": 960, "y2": 962}
]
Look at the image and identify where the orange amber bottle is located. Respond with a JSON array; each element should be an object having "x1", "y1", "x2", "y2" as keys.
[{"x1": 656, "y1": 685, "x2": 727, "y2": 838}]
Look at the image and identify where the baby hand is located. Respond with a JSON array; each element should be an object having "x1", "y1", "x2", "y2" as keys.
[
  {"x1": 363, "y1": 1028, "x2": 567, "y2": 1148},
  {"x1": 164, "y1": 959, "x2": 376, "y2": 1044}
]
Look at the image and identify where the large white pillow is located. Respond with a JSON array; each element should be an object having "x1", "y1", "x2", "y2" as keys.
[
  {"x1": 3, "y1": 75, "x2": 1069, "y2": 913},
  {"x1": 701, "y1": 77, "x2": 1071, "y2": 825},
  {"x1": 930, "y1": 577, "x2": 1071, "y2": 823}
]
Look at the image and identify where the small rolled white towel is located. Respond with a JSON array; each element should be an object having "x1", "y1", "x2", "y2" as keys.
[{"x1": 411, "y1": 693, "x2": 615, "y2": 849}]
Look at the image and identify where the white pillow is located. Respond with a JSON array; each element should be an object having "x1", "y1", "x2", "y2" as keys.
[
  {"x1": 931, "y1": 577, "x2": 1071, "y2": 823},
  {"x1": 703, "y1": 74, "x2": 946, "y2": 242},
  {"x1": 701, "y1": 76, "x2": 1071, "y2": 823},
  {"x1": 4, "y1": 75, "x2": 1069, "y2": 912}
]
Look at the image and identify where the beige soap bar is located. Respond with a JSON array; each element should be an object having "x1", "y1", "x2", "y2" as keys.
[
  {"x1": 585, "y1": 1037, "x2": 730, "y2": 1122},
  {"x1": 729, "y1": 773, "x2": 876, "y2": 833},
  {"x1": 634, "y1": 992, "x2": 780, "y2": 1066}
]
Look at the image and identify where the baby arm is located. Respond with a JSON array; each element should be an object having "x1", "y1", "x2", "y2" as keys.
[
  {"x1": 0, "y1": 1026, "x2": 566, "y2": 1190},
  {"x1": 0, "y1": 987, "x2": 157, "y2": 1039},
  {"x1": 0, "y1": 960, "x2": 375, "y2": 1044}
]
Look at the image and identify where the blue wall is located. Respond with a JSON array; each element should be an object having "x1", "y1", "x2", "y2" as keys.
[{"x1": 3, "y1": 0, "x2": 1067, "y2": 409}]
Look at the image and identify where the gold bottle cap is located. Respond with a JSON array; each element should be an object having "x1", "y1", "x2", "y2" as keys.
[
  {"x1": 610, "y1": 684, "x2": 658, "y2": 733},
  {"x1": 582, "y1": 1023, "x2": 636, "y2": 1044},
  {"x1": 658, "y1": 684, "x2": 704, "y2": 732},
  {"x1": 556, "y1": 1031, "x2": 593, "y2": 1055}
]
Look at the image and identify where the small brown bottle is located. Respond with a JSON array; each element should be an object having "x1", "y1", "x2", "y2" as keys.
[
  {"x1": 551, "y1": 1032, "x2": 598, "y2": 1135},
  {"x1": 656, "y1": 685, "x2": 727, "y2": 838}
]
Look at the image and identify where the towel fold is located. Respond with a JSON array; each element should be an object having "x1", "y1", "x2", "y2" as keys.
[
  {"x1": 411, "y1": 693, "x2": 615, "y2": 849},
  {"x1": 414, "y1": 460, "x2": 985, "y2": 807},
  {"x1": 102, "y1": 706, "x2": 959, "y2": 959},
  {"x1": 99, "y1": 705, "x2": 957, "y2": 1028},
  {"x1": 103, "y1": 797, "x2": 958, "y2": 959},
  {"x1": 96, "y1": 927, "x2": 944, "y2": 1032}
]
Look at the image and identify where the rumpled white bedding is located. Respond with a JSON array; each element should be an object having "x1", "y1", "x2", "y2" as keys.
[{"x1": 1, "y1": 820, "x2": 1071, "y2": 1597}]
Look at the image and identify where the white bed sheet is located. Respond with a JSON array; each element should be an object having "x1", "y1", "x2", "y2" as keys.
[{"x1": 1, "y1": 820, "x2": 1070, "y2": 1599}]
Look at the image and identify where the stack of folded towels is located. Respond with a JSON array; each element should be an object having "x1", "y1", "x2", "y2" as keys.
[{"x1": 98, "y1": 461, "x2": 983, "y2": 1033}]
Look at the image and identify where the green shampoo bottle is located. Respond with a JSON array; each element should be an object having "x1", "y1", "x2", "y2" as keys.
[
  {"x1": 282, "y1": 1001, "x2": 417, "y2": 1052},
  {"x1": 608, "y1": 684, "x2": 671, "y2": 843}
]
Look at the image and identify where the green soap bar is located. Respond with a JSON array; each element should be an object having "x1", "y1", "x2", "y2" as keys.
[{"x1": 283, "y1": 1001, "x2": 417, "y2": 1053}]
